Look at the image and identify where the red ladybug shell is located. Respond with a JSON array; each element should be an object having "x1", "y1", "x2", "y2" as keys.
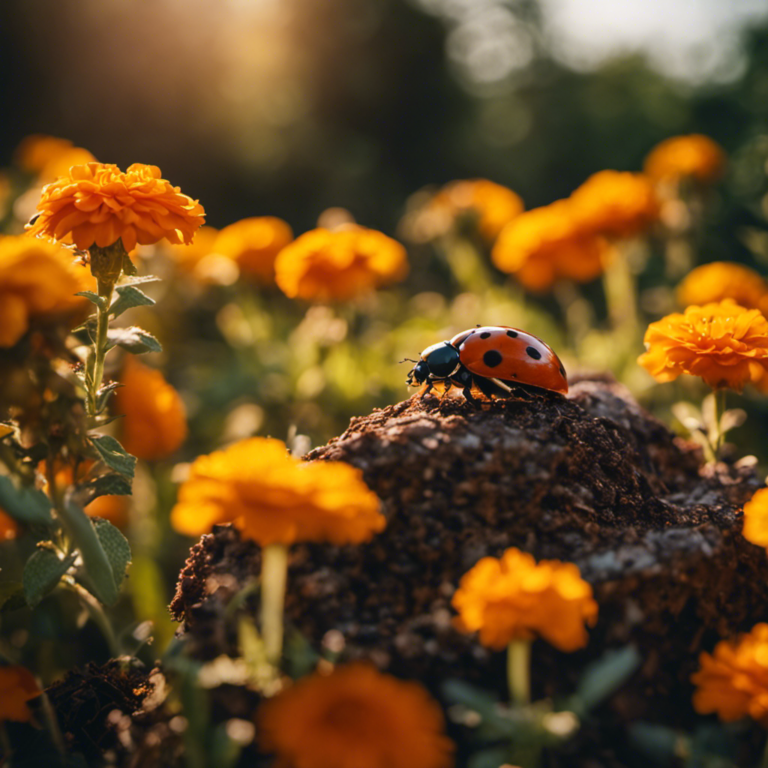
[{"x1": 450, "y1": 326, "x2": 568, "y2": 394}]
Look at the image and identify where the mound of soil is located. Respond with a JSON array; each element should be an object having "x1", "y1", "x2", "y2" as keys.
[{"x1": 170, "y1": 376, "x2": 768, "y2": 765}]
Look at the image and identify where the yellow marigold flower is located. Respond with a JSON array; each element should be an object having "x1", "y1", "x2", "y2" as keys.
[
  {"x1": 452, "y1": 547, "x2": 598, "y2": 652},
  {"x1": 645, "y1": 134, "x2": 726, "y2": 185},
  {"x1": 676, "y1": 262, "x2": 768, "y2": 310},
  {"x1": 275, "y1": 226, "x2": 408, "y2": 302},
  {"x1": 692, "y1": 623, "x2": 768, "y2": 725},
  {"x1": 257, "y1": 663, "x2": 454, "y2": 768},
  {"x1": 114, "y1": 357, "x2": 188, "y2": 462},
  {"x1": 0, "y1": 508, "x2": 20, "y2": 541},
  {"x1": 742, "y1": 488, "x2": 768, "y2": 549},
  {"x1": 432, "y1": 179, "x2": 524, "y2": 241},
  {"x1": 27, "y1": 162, "x2": 205, "y2": 252},
  {"x1": 638, "y1": 300, "x2": 768, "y2": 391},
  {"x1": 0, "y1": 235, "x2": 95, "y2": 348},
  {"x1": 491, "y1": 201, "x2": 610, "y2": 292},
  {"x1": 171, "y1": 437, "x2": 385, "y2": 546},
  {"x1": 569, "y1": 170, "x2": 659, "y2": 239},
  {"x1": 0, "y1": 666, "x2": 40, "y2": 722},
  {"x1": 213, "y1": 217, "x2": 294, "y2": 284}
]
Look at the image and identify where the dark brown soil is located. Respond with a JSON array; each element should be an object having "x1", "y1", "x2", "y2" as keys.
[{"x1": 168, "y1": 376, "x2": 768, "y2": 766}]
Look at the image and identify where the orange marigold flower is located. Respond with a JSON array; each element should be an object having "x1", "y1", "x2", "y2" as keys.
[
  {"x1": 15, "y1": 135, "x2": 81, "y2": 174},
  {"x1": 274, "y1": 226, "x2": 408, "y2": 302},
  {"x1": 0, "y1": 666, "x2": 40, "y2": 722},
  {"x1": 569, "y1": 170, "x2": 659, "y2": 239},
  {"x1": 164, "y1": 225, "x2": 218, "y2": 271},
  {"x1": 645, "y1": 134, "x2": 726, "y2": 185},
  {"x1": 432, "y1": 179, "x2": 524, "y2": 241},
  {"x1": 692, "y1": 623, "x2": 768, "y2": 725},
  {"x1": 213, "y1": 217, "x2": 294, "y2": 284},
  {"x1": 171, "y1": 437, "x2": 384, "y2": 546},
  {"x1": 26, "y1": 162, "x2": 205, "y2": 252},
  {"x1": 257, "y1": 663, "x2": 454, "y2": 768},
  {"x1": 676, "y1": 262, "x2": 768, "y2": 310},
  {"x1": 452, "y1": 547, "x2": 598, "y2": 652},
  {"x1": 637, "y1": 300, "x2": 768, "y2": 391},
  {"x1": 742, "y1": 488, "x2": 768, "y2": 549},
  {"x1": 0, "y1": 234, "x2": 95, "y2": 348},
  {"x1": 86, "y1": 494, "x2": 130, "y2": 529},
  {"x1": 0, "y1": 507, "x2": 20, "y2": 541},
  {"x1": 491, "y1": 201, "x2": 611, "y2": 292},
  {"x1": 114, "y1": 357, "x2": 188, "y2": 462}
]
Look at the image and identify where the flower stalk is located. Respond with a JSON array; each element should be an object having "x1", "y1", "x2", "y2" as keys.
[
  {"x1": 507, "y1": 639, "x2": 531, "y2": 707},
  {"x1": 85, "y1": 242, "x2": 127, "y2": 417},
  {"x1": 711, "y1": 387, "x2": 727, "y2": 461},
  {"x1": 261, "y1": 543, "x2": 289, "y2": 667}
]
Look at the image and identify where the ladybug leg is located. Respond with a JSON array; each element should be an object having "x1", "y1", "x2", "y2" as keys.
[{"x1": 420, "y1": 379, "x2": 435, "y2": 399}]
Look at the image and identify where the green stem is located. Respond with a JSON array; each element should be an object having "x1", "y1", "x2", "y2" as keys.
[
  {"x1": 760, "y1": 734, "x2": 768, "y2": 768},
  {"x1": 712, "y1": 388, "x2": 727, "y2": 461},
  {"x1": 507, "y1": 639, "x2": 531, "y2": 707},
  {"x1": 72, "y1": 582, "x2": 119, "y2": 657},
  {"x1": 0, "y1": 722, "x2": 12, "y2": 765},
  {"x1": 261, "y1": 543, "x2": 289, "y2": 667},
  {"x1": 87, "y1": 297, "x2": 112, "y2": 415},
  {"x1": 602, "y1": 246, "x2": 638, "y2": 337}
]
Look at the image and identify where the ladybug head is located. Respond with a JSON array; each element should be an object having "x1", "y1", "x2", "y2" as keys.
[{"x1": 407, "y1": 341, "x2": 461, "y2": 386}]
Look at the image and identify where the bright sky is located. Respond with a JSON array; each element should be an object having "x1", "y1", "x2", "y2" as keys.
[{"x1": 539, "y1": 0, "x2": 768, "y2": 84}]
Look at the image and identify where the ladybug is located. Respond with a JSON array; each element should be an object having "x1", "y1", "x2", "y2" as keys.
[{"x1": 406, "y1": 325, "x2": 568, "y2": 405}]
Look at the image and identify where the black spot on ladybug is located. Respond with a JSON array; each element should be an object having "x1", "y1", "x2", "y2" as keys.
[
  {"x1": 480, "y1": 332, "x2": 491, "y2": 339},
  {"x1": 526, "y1": 346, "x2": 542, "y2": 360},
  {"x1": 483, "y1": 350, "x2": 503, "y2": 367},
  {"x1": 506, "y1": 330, "x2": 518, "y2": 338}
]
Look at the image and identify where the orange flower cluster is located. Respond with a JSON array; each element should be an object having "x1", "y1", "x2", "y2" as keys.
[
  {"x1": 676, "y1": 262, "x2": 768, "y2": 311},
  {"x1": 692, "y1": 623, "x2": 768, "y2": 725},
  {"x1": 431, "y1": 179, "x2": 524, "y2": 241},
  {"x1": 257, "y1": 663, "x2": 454, "y2": 768},
  {"x1": 275, "y1": 226, "x2": 408, "y2": 302},
  {"x1": 452, "y1": 547, "x2": 598, "y2": 652},
  {"x1": 638, "y1": 300, "x2": 768, "y2": 391},
  {"x1": 569, "y1": 170, "x2": 659, "y2": 239},
  {"x1": 214, "y1": 217, "x2": 294, "y2": 284},
  {"x1": 15, "y1": 134, "x2": 97, "y2": 182},
  {"x1": 742, "y1": 488, "x2": 768, "y2": 550},
  {"x1": 0, "y1": 235, "x2": 95, "y2": 348},
  {"x1": 0, "y1": 666, "x2": 40, "y2": 722},
  {"x1": 171, "y1": 437, "x2": 385, "y2": 546},
  {"x1": 491, "y1": 201, "x2": 611, "y2": 291},
  {"x1": 644, "y1": 134, "x2": 726, "y2": 185},
  {"x1": 114, "y1": 357, "x2": 188, "y2": 461},
  {"x1": 27, "y1": 162, "x2": 205, "y2": 252},
  {"x1": 0, "y1": 507, "x2": 19, "y2": 540}
]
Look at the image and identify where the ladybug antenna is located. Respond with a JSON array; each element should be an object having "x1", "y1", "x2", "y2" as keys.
[{"x1": 399, "y1": 358, "x2": 418, "y2": 364}]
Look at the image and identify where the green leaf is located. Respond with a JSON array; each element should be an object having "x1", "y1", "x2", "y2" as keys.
[
  {"x1": 92, "y1": 518, "x2": 131, "y2": 592},
  {"x1": 109, "y1": 285, "x2": 156, "y2": 319},
  {"x1": 122, "y1": 251, "x2": 138, "y2": 276},
  {"x1": 75, "y1": 291, "x2": 107, "y2": 309},
  {"x1": 122, "y1": 274, "x2": 160, "y2": 286},
  {"x1": 90, "y1": 434, "x2": 136, "y2": 479},
  {"x1": 58, "y1": 498, "x2": 120, "y2": 605},
  {"x1": 0, "y1": 582, "x2": 27, "y2": 612},
  {"x1": 106, "y1": 326, "x2": 162, "y2": 354},
  {"x1": 23, "y1": 546, "x2": 75, "y2": 607},
  {"x1": 75, "y1": 472, "x2": 132, "y2": 506},
  {"x1": 0, "y1": 475, "x2": 53, "y2": 526},
  {"x1": 96, "y1": 381, "x2": 123, "y2": 412},
  {"x1": 570, "y1": 645, "x2": 640, "y2": 716},
  {"x1": 468, "y1": 748, "x2": 513, "y2": 768}
]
